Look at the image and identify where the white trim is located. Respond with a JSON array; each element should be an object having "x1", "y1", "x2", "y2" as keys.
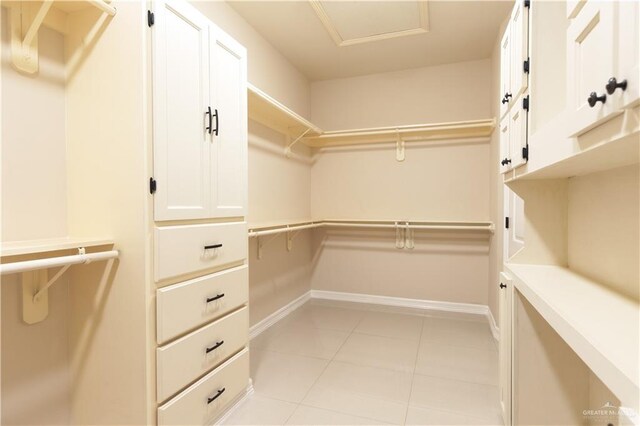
[
  {"x1": 212, "y1": 380, "x2": 255, "y2": 425},
  {"x1": 249, "y1": 291, "x2": 310, "y2": 340},
  {"x1": 487, "y1": 308, "x2": 500, "y2": 341},
  {"x1": 310, "y1": 290, "x2": 489, "y2": 316}
]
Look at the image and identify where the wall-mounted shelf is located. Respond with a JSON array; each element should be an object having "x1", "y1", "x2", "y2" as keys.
[
  {"x1": 303, "y1": 119, "x2": 496, "y2": 148},
  {"x1": 506, "y1": 263, "x2": 640, "y2": 408},
  {"x1": 7, "y1": 0, "x2": 116, "y2": 74},
  {"x1": 0, "y1": 237, "x2": 115, "y2": 257},
  {"x1": 248, "y1": 84, "x2": 322, "y2": 156}
]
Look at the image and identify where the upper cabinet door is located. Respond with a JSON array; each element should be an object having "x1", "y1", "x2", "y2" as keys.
[
  {"x1": 614, "y1": 0, "x2": 639, "y2": 110},
  {"x1": 152, "y1": 0, "x2": 212, "y2": 221},
  {"x1": 500, "y1": 29, "x2": 512, "y2": 119},
  {"x1": 510, "y1": 1, "x2": 529, "y2": 100},
  {"x1": 500, "y1": 115, "x2": 511, "y2": 174},
  {"x1": 509, "y1": 94, "x2": 528, "y2": 169},
  {"x1": 566, "y1": 1, "x2": 617, "y2": 136},
  {"x1": 209, "y1": 27, "x2": 248, "y2": 218}
]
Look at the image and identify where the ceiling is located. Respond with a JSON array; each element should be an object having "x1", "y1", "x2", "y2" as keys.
[{"x1": 229, "y1": 0, "x2": 513, "y2": 81}]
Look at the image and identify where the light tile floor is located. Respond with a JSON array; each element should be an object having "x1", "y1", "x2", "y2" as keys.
[{"x1": 222, "y1": 300, "x2": 503, "y2": 425}]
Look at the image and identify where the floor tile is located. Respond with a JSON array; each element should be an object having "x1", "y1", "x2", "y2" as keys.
[
  {"x1": 221, "y1": 394, "x2": 297, "y2": 425},
  {"x1": 285, "y1": 405, "x2": 389, "y2": 425},
  {"x1": 334, "y1": 332, "x2": 419, "y2": 373},
  {"x1": 409, "y1": 374, "x2": 501, "y2": 421},
  {"x1": 422, "y1": 317, "x2": 496, "y2": 351},
  {"x1": 354, "y1": 311, "x2": 423, "y2": 341},
  {"x1": 302, "y1": 361, "x2": 412, "y2": 424},
  {"x1": 251, "y1": 350, "x2": 328, "y2": 403},
  {"x1": 414, "y1": 342, "x2": 498, "y2": 385},
  {"x1": 256, "y1": 324, "x2": 350, "y2": 359},
  {"x1": 405, "y1": 405, "x2": 504, "y2": 425},
  {"x1": 283, "y1": 304, "x2": 366, "y2": 332}
]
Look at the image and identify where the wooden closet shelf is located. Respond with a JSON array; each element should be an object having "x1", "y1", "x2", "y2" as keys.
[
  {"x1": 506, "y1": 263, "x2": 640, "y2": 406},
  {"x1": 0, "y1": 237, "x2": 115, "y2": 257},
  {"x1": 303, "y1": 119, "x2": 496, "y2": 148}
]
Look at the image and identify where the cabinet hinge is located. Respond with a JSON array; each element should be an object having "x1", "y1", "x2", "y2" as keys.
[
  {"x1": 522, "y1": 144, "x2": 529, "y2": 161},
  {"x1": 149, "y1": 177, "x2": 157, "y2": 194},
  {"x1": 522, "y1": 95, "x2": 530, "y2": 111},
  {"x1": 523, "y1": 58, "x2": 530, "y2": 74},
  {"x1": 524, "y1": 0, "x2": 530, "y2": 8},
  {"x1": 505, "y1": 217, "x2": 510, "y2": 229},
  {"x1": 147, "y1": 10, "x2": 155, "y2": 27}
]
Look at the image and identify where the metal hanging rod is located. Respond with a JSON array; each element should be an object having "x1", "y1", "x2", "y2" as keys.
[{"x1": 1, "y1": 248, "x2": 119, "y2": 276}]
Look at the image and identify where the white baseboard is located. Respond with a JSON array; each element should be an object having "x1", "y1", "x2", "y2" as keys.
[
  {"x1": 249, "y1": 291, "x2": 310, "y2": 340},
  {"x1": 213, "y1": 380, "x2": 255, "y2": 425},
  {"x1": 487, "y1": 308, "x2": 500, "y2": 341},
  {"x1": 310, "y1": 289, "x2": 489, "y2": 316}
]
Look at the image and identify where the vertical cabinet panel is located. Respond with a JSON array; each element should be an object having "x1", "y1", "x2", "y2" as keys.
[
  {"x1": 615, "y1": 0, "x2": 640, "y2": 110},
  {"x1": 500, "y1": 116, "x2": 511, "y2": 174},
  {"x1": 499, "y1": 272, "x2": 513, "y2": 426},
  {"x1": 210, "y1": 30, "x2": 248, "y2": 218},
  {"x1": 509, "y1": 190, "x2": 525, "y2": 258},
  {"x1": 153, "y1": 0, "x2": 212, "y2": 221},
  {"x1": 509, "y1": 96, "x2": 528, "y2": 169},
  {"x1": 510, "y1": 1, "x2": 529, "y2": 100},
  {"x1": 566, "y1": 1, "x2": 616, "y2": 136},
  {"x1": 500, "y1": 30, "x2": 512, "y2": 119}
]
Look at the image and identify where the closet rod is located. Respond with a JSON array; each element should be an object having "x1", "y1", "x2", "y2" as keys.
[
  {"x1": 0, "y1": 249, "x2": 119, "y2": 275},
  {"x1": 324, "y1": 222, "x2": 495, "y2": 231},
  {"x1": 248, "y1": 222, "x2": 323, "y2": 238}
]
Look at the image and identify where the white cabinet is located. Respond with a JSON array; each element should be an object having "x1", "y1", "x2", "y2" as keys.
[
  {"x1": 499, "y1": 0, "x2": 529, "y2": 171},
  {"x1": 499, "y1": 272, "x2": 513, "y2": 426},
  {"x1": 152, "y1": 0, "x2": 247, "y2": 221},
  {"x1": 615, "y1": 0, "x2": 640, "y2": 111}
]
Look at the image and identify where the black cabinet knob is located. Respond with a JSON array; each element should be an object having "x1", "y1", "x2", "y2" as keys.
[
  {"x1": 501, "y1": 92, "x2": 513, "y2": 105},
  {"x1": 500, "y1": 283, "x2": 507, "y2": 289},
  {"x1": 588, "y1": 92, "x2": 606, "y2": 107},
  {"x1": 606, "y1": 77, "x2": 627, "y2": 95},
  {"x1": 505, "y1": 158, "x2": 512, "y2": 164},
  {"x1": 501, "y1": 159, "x2": 506, "y2": 166}
]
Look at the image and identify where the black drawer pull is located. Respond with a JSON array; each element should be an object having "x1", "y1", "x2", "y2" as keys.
[
  {"x1": 206, "y1": 293, "x2": 225, "y2": 303},
  {"x1": 205, "y1": 106, "x2": 213, "y2": 134},
  {"x1": 606, "y1": 77, "x2": 627, "y2": 95},
  {"x1": 204, "y1": 244, "x2": 222, "y2": 250},
  {"x1": 213, "y1": 108, "x2": 219, "y2": 136},
  {"x1": 588, "y1": 92, "x2": 606, "y2": 107},
  {"x1": 205, "y1": 340, "x2": 224, "y2": 354},
  {"x1": 207, "y1": 388, "x2": 225, "y2": 404}
]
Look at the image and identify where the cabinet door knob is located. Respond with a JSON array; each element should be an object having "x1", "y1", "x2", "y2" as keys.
[
  {"x1": 606, "y1": 77, "x2": 627, "y2": 95},
  {"x1": 500, "y1": 283, "x2": 507, "y2": 289},
  {"x1": 587, "y1": 92, "x2": 606, "y2": 107},
  {"x1": 501, "y1": 159, "x2": 506, "y2": 166},
  {"x1": 501, "y1": 92, "x2": 513, "y2": 104},
  {"x1": 506, "y1": 158, "x2": 512, "y2": 164}
]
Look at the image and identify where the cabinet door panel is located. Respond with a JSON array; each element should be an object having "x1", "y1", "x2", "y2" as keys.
[
  {"x1": 567, "y1": 1, "x2": 617, "y2": 136},
  {"x1": 509, "y1": 95, "x2": 528, "y2": 169},
  {"x1": 500, "y1": 29, "x2": 512, "y2": 119},
  {"x1": 500, "y1": 116, "x2": 511, "y2": 174},
  {"x1": 615, "y1": 0, "x2": 639, "y2": 110},
  {"x1": 510, "y1": 0, "x2": 529, "y2": 100},
  {"x1": 210, "y1": 29, "x2": 248, "y2": 218},
  {"x1": 499, "y1": 272, "x2": 513, "y2": 426},
  {"x1": 153, "y1": 0, "x2": 211, "y2": 221}
]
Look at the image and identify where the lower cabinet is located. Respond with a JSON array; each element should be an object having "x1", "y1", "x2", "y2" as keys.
[
  {"x1": 157, "y1": 349, "x2": 250, "y2": 426},
  {"x1": 499, "y1": 272, "x2": 513, "y2": 426}
]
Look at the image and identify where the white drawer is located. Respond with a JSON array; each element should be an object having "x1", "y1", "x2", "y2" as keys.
[
  {"x1": 155, "y1": 222, "x2": 247, "y2": 282},
  {"x1": 157, "y1": 307, "x2": 248, "y2": 402},
  {"x1": 158, "y1": 349, "x2": 249, "y2": 426},
  {"x1": 157, "y1": 265, "x2": 248, "y2": 344}
]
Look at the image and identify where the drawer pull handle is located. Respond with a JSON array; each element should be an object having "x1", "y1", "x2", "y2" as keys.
[
  {"x1": 207, "y1": 388, "x2": 226, "y2": 404},
  {"x1": 206, "y1": 293, "x2": 225, "y2": 303},
  {"x1": 606, "y1": 77, "x2": 627, "y2": 95},
  {"x1": 204, "y1": 244, "x2": 223, "y2": 250},
  {"x1": 587, "y1": 92, "x2": 606, "y2": 107},
  {"x1": 205, "y1": 340, "x2": 224, "y2": 354}
]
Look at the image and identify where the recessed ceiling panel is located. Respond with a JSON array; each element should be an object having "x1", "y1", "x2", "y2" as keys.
[{"x1": 310, "y1": 0, "x2": 429, "y2": 46}]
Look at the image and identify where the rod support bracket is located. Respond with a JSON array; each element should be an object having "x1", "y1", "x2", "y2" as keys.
[{"x1": 396, "y1": 130, "x2": 405, "y2": 162}]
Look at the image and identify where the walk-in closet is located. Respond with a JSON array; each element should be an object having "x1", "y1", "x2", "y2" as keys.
[{"x1": 1, "y1": 1, "x2": 638, "y2": 425}]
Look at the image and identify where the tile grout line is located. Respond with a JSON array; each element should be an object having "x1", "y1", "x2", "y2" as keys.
[{"x1": 403, "y1": 315, "x2": 427, "y2": 425}]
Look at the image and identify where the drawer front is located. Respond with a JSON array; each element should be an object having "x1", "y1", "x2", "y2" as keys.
[
  {"x1": 157, "y1": 307, "x2": 249, "y2": 402},
  {"x1": 155, "y1": 222, "x2": 247, "y2": 282},
  {"x1": 158, "y1": 349, "x2": 249, "y2": 426},
  {"x1": 157, "y1": 265, "x2": 248, "y2": 344}
]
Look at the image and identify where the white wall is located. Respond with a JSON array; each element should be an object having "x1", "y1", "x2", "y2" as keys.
[
  {"x1": 309, "y1": 61, "x2": 494, "y2": 306},
  {"x1": 0, "y1": 19, "x2": 71, "y2": 425}
]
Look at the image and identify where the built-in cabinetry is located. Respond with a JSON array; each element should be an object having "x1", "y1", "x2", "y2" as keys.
[
  {"x1": 499, "y1": 0, "x2": 529, "y2": 173},
  {"x1": 151, "y1": 0, "x2": 249, "y2": 424},
  {"x1": 499, "y1": 1, "x2": 640, "y2": 425}
]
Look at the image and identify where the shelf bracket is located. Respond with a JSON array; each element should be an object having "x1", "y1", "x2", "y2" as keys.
[
  {"x1": 10, "y1": 1, "x2": 53, "y2": 74},
  {"x1": 256, "y1": 234, "x2": 279, "y2": 260},
  {"x1": 395, "y1": 222, "x2": 405, "y2": 249},
  {"x1": 396, "y1": 130, "x2": 405, "y2": 162},
  {"x1": 285, "y1": 128, "x2": 311, "y2": 158},
  {"x1": 405, "y1": 222, "x2": 415, "y2": 249},
  {"x1": 286, "y1": 227, "x2": 305, "y2": 251}
]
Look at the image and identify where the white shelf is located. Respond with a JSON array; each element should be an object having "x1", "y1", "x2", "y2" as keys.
[
  {"x1": 1, "y1": 237, "x2": 114, "y2": 257},
  {"x1": 506, "y1": 263, "x2": 640, "y2": 406},
  {"x1": 303, "y1": 119, "x2": 496, "y2": 148},
  {"x1": 248, "y1": 84, "x2": 322, "y2": 138}
]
